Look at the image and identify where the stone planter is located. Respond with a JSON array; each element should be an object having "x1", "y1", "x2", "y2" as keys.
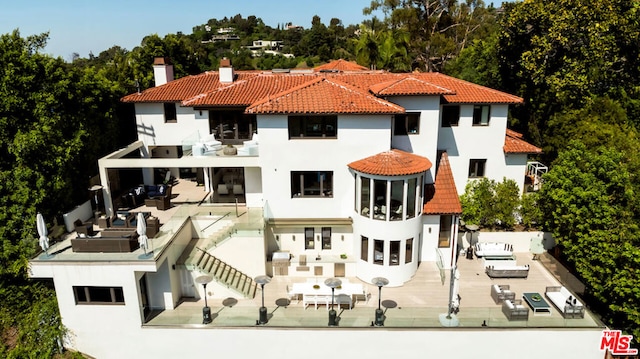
[{"x1": 223, "y1": 146, "x2": 237, "y2": 155}]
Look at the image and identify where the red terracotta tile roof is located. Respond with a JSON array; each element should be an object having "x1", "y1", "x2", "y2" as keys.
[
  {"x1": 245, "y1": 77, "x2": 405, "y2": 115},
  {"x1": 369, "y1": 77, "x2": 454, "y2": 96},
  {"x1": 183, "y1": 73, "x2": 315, "y2": 107},
  {"x1": 504, "y1": 129, "x2": 542, "y2": 154},
  {"x1": 121, "y1": 72, "x2": 259, "y2": 103},
  {"x1": 121, "y1": 60, "x2": 523, "y2": 107},
  {"x1": 412, "y1": 73, "x2": 523, "y2": 104},
  {"x1": 348, "y1": 149, "x2": 432, "y2": 176},
  {"x1": 314, "y1": 59, "x2": 368, "y2": 72},
  {"x1": 423, "y1": 152, "x2": 462, "y2": 215}
]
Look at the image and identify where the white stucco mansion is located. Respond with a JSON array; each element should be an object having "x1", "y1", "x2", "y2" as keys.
[{"x1": 28, "y1": 59, "x2": 608, "y2": 359}]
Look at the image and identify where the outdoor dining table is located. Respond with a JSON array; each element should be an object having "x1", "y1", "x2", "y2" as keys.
[{"x1": 291, "y1": 281, "x2": 364, "y2": 310}]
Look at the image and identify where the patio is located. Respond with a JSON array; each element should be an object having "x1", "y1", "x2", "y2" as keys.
[
  {"x1": 145, "y1": 251, "x2": 601, "y2": 329},
  {"x1": 39, "y1": 179, "x2": 601, "y2": 329}
]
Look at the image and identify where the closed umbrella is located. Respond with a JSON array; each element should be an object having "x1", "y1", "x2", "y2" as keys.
[
  {"x1": 136, "y1": 212, "x2": 149, "y2": 255},
  {"x1": 36, "y1": 213, "x2": 50, "y2": 256},
  {"x1": 450, "y1": 269, "x2": 461, "y2": 314}
]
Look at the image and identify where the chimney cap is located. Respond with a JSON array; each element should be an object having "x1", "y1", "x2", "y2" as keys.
[
  {"x1": 154, "y1": 57, "x2": 172, "y2": 65},
  {"x1": 220, "y1": 57, "x2": 231, "y2": 68}
]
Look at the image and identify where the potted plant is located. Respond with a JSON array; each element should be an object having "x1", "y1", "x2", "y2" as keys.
[
  {"x1": 340, "y1": 253, "x2": 347, "y2": 259},
  {"x1": 223, "y1": 144, "x2": 237, "y2": 155}
]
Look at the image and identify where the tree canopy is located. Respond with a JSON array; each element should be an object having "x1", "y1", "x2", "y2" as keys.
[{"x1": 0, "y1": 30, "x2": 128, "y2": 356}]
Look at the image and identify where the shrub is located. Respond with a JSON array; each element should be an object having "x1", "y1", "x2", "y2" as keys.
[{"x1": 460, "y1": 177, "x2": 522, "y2": 230}]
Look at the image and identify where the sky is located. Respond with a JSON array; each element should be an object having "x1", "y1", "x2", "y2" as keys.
[{"x1": 0, "y1": 0, "x2": 384, "y2": 61}]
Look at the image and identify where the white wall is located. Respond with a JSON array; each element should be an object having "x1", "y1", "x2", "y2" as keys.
[
  {"x1": 209, "y1": 235, "x2": 266, "y2": 279},
  {"x1": 135, "y1": 103, "x2": 209, "y2": 148},
  {"x1": 390, "y1": 96, "x2": 440, "y2": 183},
  {"x1": 244, "y1": 167, "x2": 263, "y2": 207},
  {"x1": 354, "y1": 214, "x2": 422, "y2": 286},
  {"x1": 421, "y1": 215, "x2": 440, "y2": 259},
  {"x1": 68, "y1": 325, "x2": 605, "y2": 359},
  {"x1": 475, "y1": 231, "x2": 555, "y2": 252},
  {"x1": 258, "y1": 114, "x2": 391, "y2": 219},
  {"x1": 48, "y1": 263, "x2": 153, "y2": 355},
  {"x1": 438, "y1": 104, "x2": 510, "y2": 194}
]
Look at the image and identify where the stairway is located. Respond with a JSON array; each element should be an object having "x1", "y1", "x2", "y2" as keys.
[{"x1": 192, "y1": 247, "x2": 257, "y2": 299}]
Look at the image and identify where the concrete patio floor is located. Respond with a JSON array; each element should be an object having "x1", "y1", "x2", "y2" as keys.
[{"x1": 145, "y1": 251, "x2": 602, "y2": 329}]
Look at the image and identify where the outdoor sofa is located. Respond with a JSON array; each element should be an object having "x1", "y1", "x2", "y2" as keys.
[
  {"x1": 485, "y1": 264, "x2": 529, "y2": 279},
  {"x1": 475, "y1": 242, "x2": 514, "y2": 257},
  {"x1": 545, "y1": 286, "x2": 585, "y2": 318},
  {"x1": 71, "y1": 228, "x2": 139, "y2": 253}
]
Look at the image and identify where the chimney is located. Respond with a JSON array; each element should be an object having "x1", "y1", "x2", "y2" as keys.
[
  {"x1": 219, "y1": 57, "x2": 234, "y2": 83},
  {"x1": 153, "y1": 57, "x2": 174, "y2": 86}
]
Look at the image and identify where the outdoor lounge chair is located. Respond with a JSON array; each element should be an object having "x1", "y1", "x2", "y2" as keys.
[{"x1": 502, "y1": 299, "x2": 529, "y2": 321}]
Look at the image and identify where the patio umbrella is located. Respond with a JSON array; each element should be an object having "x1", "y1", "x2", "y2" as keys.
[
  {"x1": 36, "y1": 213, "x2": 50, "y2": 256},
  {"x1": 136, "y1": 212, "x2": 149, "y2": 255},
  {"x1": 450, "y1": 268, "x2": 461, "y2": 314}
]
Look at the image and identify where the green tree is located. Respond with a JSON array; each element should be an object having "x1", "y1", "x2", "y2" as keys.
[
  {"x1": 460, "y1": 177, "x2": 522, "y2": 230},
  {"x1": 364, "y1": 0, "x2": 497, "y2": 71},
  {"x1": 498, "y1": 0, "x2": 640, "y2": 146},
  {"x1": 0, "y1": 30, "x2": 126, "y2": 356},
  {"x1": 538, "y1": 140, "x2": 640, "y2": 340},
  {"x1": 460, "y1": 178, "x2": 495, "y2": 228}
]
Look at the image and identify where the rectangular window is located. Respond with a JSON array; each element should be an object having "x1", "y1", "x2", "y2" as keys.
[
  {"x1": 209, "y1": 110, "x2": 257, "y2": 141},
  {"x1": 360, "y1": 177, "x2": 371, "y2": 217},
  {"x1": 441, "y1": 105, "x2": 460, "y2": 127},
  {"x1": 305, "y1": 227, "x2": 315, "y2": 249},
  {"x1": 73, "y1": 286, "x2": 125, "y2": 305},
  {"x1": 322, "y1": 227, "x2": 331, "y2": 250},
  {"x1": 164, "y1": 103, "x2": 177, "y2": 123},
  {"x1": 291, "y1": 171, "x2": 333, "y2": 197},
  {"x1": 439, "y1": 216, "x2": 452, "y2": 248},
  {"x1": 374, "y1": 240, "x2": 384, "y2": 265},
  {"x1": 390, "y1": 240, "x2": 400, "y2": 266},
  {"x1": 472, "y1": 105, "x2": 490, "y2": 126},
  {"x1": 390, "y1": 180, "x2": 403, "y2": 221},
  {"x1": 394, "y1": 113, "x2": 420, "y2": 135},
  {"x1": 288, "y1": 115, "x2": 337, "y2": 138},
  {"x1": 361, "y1": 236, "x2": 368, "y2": 261},
  {"x1": 407, "y1": 178, "x2": 416, "y2": 219},
  {"x1": 373, "y1": 179, "x2": 387, "y2": 220},
  {"x1": 405, "y1": 238, "x2": 413, "y2": 264},
  {"x1": 417, "y1": 175, "x2": 423, "y2": 215},
  {"x1": 468, "y1": 159, "x2": 486, "y2": 178}
]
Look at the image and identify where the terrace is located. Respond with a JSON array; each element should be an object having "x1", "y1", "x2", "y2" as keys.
[
  {"x1": 31, "y1": 179, "x2": 603, "y2": 330},
  {"x1": 144, "y1": 251, "x2": 602, "y2": 329}
]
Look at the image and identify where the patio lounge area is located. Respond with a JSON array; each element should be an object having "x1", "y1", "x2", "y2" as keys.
[{"x1": 144, "y1": 250, "x2": 601, "y2": 329}]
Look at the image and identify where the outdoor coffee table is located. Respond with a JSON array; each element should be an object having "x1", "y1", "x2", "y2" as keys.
[{"x1": 522, "y1": 292, "x2": 552, "y2": 315}]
